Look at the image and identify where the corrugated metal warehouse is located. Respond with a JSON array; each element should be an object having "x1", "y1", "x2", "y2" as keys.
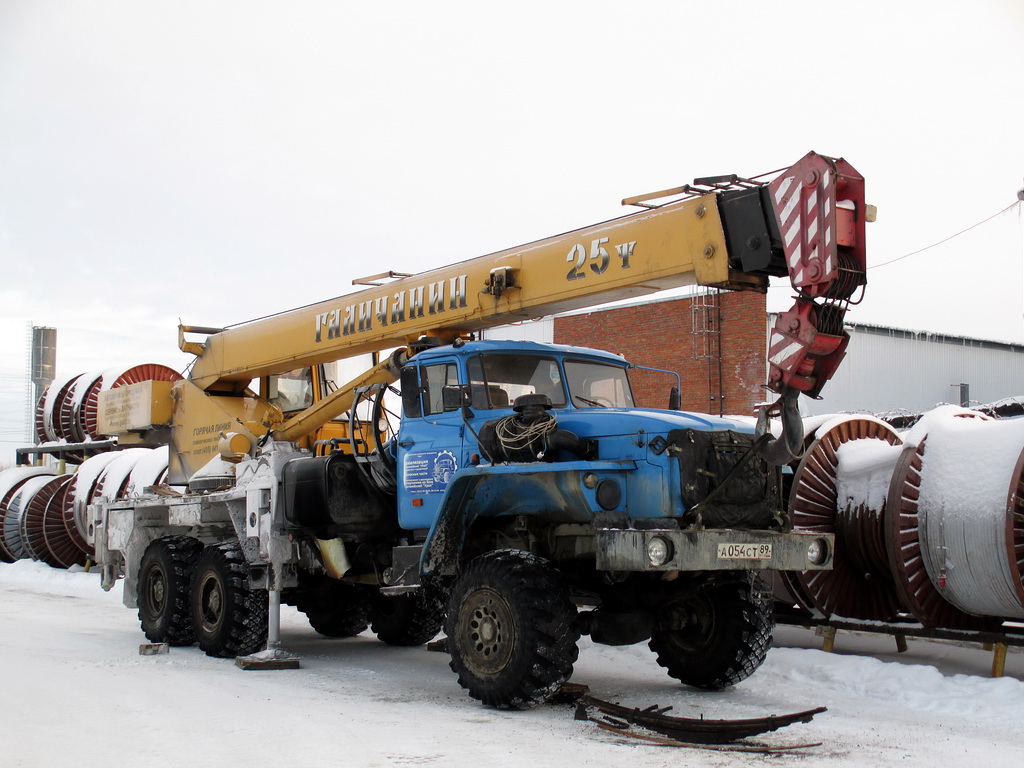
[{"x1": 798, "y1": 322, "x2": 1024, "y2": 417}]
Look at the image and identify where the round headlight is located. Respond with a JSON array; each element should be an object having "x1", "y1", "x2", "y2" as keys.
[
  {"x1": 647, "y1": 536, "x2": 673, "y2": 567},
  {"x1": 596, "y1": 479, "x2": 621, "y2": 511},
  {"x1": 807, "y1": 537, "x2": 829, "y2": 566}
]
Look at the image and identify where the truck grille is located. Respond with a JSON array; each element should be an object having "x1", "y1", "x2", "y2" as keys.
[{"x1": 666, "y1": 429, "x2": 781, "y2": 529}]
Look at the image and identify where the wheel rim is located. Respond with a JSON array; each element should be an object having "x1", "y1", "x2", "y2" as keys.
[
  {"x1": 461, "y1": 587, "x2": 515, "y2": 675},
  {"x1": 665, "y1": 595, "x2": 716, "y2": 654},
  {"x1": 143, "y1": 565, "x2": 167, "y2": 619},
  {"x1": 197, "y1": 569, "x2": 225, "y2": 634}
]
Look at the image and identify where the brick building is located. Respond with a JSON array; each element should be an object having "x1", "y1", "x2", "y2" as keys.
[{"x1": 552, "y1": 290, "x2": 768, "y2": 417}]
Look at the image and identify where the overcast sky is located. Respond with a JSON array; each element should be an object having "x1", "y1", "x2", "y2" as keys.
[{"x1": 2, "y1": 0, "x2": 1023, "y2": 460}]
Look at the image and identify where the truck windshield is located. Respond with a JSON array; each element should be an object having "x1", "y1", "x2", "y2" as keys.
[
  {"x1": 467, "y1": 354, "x2": 567, "y2": 409},
  {"x1": 564, "y1": 359, "x2": 634, "y2": 408}
]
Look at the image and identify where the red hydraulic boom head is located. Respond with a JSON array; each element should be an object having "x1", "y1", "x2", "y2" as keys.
[{"x1": 766, "y1": 152, "x2": 868, "y2": 398}]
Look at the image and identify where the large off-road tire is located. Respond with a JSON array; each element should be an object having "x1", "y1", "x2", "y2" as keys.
[
  {"x1": 294, "y1": 577, "x2": 373, "y2": 638},
  {"x1": 445, "y1": 550, "x2": 579, "y2": 710},
  {"x1": 190, "y1": 543, "x2": 268, "y2": 658},
  {"x1": 370, "y1": 587, "x2": 445, "y2": 646},
  {"x1": 138, "y1": 536, "x2": 203, "y2": 646},
  {"x1": 649, "y1": 575, "x2": 773, "y2": 691}
]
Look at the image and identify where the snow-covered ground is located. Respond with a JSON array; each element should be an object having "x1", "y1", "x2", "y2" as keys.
[{"x1": 2, "y1": 560, "x2": 1022, "y2": 768}]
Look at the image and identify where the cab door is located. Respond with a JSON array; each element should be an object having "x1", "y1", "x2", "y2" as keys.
[{"x1": 396, "y1": 359, "x2": 464, "y2": 531}]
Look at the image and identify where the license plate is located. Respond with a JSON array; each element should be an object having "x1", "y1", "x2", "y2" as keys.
[{"x1": 717, "y1": 543, "x2": 772, "y2": 560}]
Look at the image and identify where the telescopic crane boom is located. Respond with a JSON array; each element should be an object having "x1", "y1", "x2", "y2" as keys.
[{"x1": 162, "y1": 151, "x2": 866, "y2": 478}]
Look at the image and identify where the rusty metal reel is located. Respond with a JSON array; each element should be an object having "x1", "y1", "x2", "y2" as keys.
[{"x1": 788, "y1": 416, "x2": 905, "y2": 621}]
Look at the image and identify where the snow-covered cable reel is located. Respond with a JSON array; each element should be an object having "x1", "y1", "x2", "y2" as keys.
[
  {"x1": 0, "y1": 446, "x2": 170, "y2": 568},
  {"x1": 891, "y1": 408, "x2": 1024, "y2": 621},
  {"x1": 0, "y1": 470, "x2": 87, "y2": 567},
  {"x1": 81, "y1": 364, "x2": 183, "y2": 441},
  {"x1": 784, "y1": 405, "x2": 1024, "y2": 629},
  {"x1": 22, "y1": 474, "x2": 77, "y2": 568},
  {"x1": 3, "y1": 474, "x2": 56, "y2": 561},
  {"x1": 0, "y1": 468, "x2": 53, "y2": 562},
  {"x1": 65, "y1": 449, "x2": 164, "y2": 552}
]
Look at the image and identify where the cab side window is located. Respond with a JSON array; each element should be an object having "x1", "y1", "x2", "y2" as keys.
[
  {"x1": 423, "y1": 363, "x2": 459, "y2": 415},
  {"x1": 268, "y1": 367, "x2": 314, "y2": 412}
]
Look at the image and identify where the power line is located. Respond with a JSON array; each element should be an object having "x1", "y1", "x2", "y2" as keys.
[{"x1": 871, "y1": 201, "x2": 1021, "y2": 270}]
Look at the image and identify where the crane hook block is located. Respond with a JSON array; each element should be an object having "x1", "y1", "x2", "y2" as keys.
[
  {"x1": 768, "y1": 152, "x2": 867, "y2": 301},
  {"x1": 767, "y1": 298, "x2": 850, "y2": 398}
]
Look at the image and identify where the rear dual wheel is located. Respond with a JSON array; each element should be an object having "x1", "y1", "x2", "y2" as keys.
[
  {"x1": 370, "y1": 587, "x2": 445, "y2": 646},
  {"x1": 294, "y1": 576, "x2": 373, "y2": 638},
  {"x1": 190, "y1": 543, "x2": 268, "y2": 658},
  {"x1": 138, "y1": 538, "x2": 267, "y2": 657},
  {"x1": 138, "y1": 536, "x2": 203, "y2": 645}
]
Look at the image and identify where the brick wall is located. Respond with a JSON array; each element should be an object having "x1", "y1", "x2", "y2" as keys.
[{"x1": 553, "y1": 291, "x2": 767, "y2": 416}]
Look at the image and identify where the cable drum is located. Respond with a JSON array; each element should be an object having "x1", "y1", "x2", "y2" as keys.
[
  {"x1": 33, "y1": 384, "x2": 50, "y2": 445},
  {"x1": 885, "y1": 438, "x2": 991, "y2": 630},
  {"x1": 61, "y1": 371, "x2": 103, "y2": 444},
  {"x1": 63, "y1": 452, "x2": 123, "y2": 549},
  {"x1": 910, "y1": 415, "x2": 1024, "y2": 619},
  {"x1": 40, "y1": 373, "x2": 80, "y2": 442},
  {"x1": 0, "y1": 468, "x2": 53, "y2": 562},
  {"x1": 123, "y1": 446, "x2": 170, "y2": 497},
  {"x1": 37, "y1": 475, "x2": 86, "y2": 568},
  {"x1": 788, "y1": 415, "x2": 905, "y2": 620},
  {"x1": 92, "y1": 449, "x2": 157, "y2": 503},
  {"x1": 4, "y1": 475, "x2": 56, "y2": 560},
  {"x1": 834, "y1": 438, "x2": 904, "y2": 580},
  {"x1": 19, "y1": 474, "x2": 69, "y2": 564}
]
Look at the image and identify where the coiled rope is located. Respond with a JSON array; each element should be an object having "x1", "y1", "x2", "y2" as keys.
[{"x1": 492, "y1": 412, "x2": 558, "y2": 457}]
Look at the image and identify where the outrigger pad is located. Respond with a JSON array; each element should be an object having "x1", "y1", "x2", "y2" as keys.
[{"x1": 235, "y1": 648, "x2": 301, "y2": 670}]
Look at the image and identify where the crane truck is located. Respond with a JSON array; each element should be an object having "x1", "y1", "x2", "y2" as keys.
[{"x1": 88, "y1": 152, "x2": 868, "y2": 709}]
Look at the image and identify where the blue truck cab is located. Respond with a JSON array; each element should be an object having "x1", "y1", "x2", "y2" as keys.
[{"x1": 395, "y1": 339, "x2": 826, "y2": 579}]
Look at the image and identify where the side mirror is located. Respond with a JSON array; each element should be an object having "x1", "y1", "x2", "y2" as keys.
[
  {"x1": 668, "y1": 386, "x2": 681, "y2": 411},
  {"x1": 442, "y1": 384, "x2": 471, "y2": 412},
  {"x1": 400, "y1": 366, "x2": 422, "y2": 418}
]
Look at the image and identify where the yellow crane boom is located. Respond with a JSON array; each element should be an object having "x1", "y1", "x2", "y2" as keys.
[{"x1": 184, "y1": 192, "x2": 762, "y2": 390}]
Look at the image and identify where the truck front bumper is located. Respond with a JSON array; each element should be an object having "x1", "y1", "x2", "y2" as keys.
[{"x1": 595, "y1": 528, "x2": 834, "y2": 572}]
